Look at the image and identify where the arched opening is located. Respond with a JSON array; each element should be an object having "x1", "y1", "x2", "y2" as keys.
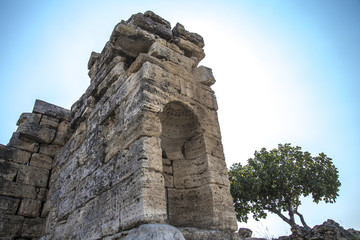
[{"x1": 159, "y1": 101, "x2": 210, "y2": 227}]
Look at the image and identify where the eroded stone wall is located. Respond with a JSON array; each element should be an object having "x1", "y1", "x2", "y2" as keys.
[
  {"x1": 0, "y1": 11, "x2": 238, "y2": 240},
  {"x1": 0, "y1": 100, "x2": 70, "y2": 239}
]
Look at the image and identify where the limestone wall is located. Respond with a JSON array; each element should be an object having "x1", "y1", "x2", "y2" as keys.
[
  {"x1": 0, "y1": 11, "x2": 238, "y2": 240},
  {"x1": 0, "y1": 100, "x2": 71, "y2": 239}
]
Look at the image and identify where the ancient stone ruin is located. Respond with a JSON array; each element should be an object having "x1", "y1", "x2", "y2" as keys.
[{"x1": 0, "y1": 11, "x2": 238, "y2": 240}]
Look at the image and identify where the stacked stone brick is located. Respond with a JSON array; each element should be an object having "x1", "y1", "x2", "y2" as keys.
[
  {"x1": 0, "y1": 11, "x2": 238, "y2": 240},
  {"x1": 0, "y1": 100, "x2": 71, "y2": 239}
]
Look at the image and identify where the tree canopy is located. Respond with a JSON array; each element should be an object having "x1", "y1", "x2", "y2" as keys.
[{"x1": 228, "y1": 143, "x2": 341, "y2": 229}]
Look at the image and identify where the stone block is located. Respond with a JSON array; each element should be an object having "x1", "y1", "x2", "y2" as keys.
[
  {"x1": 98, "y1": 189, "x2": 121, "y2": 236},
  {"x1": 203, "y1": 134, "x2": 225, "y2": 159},
  {"x1": 128, "y1": 53, "x2": 194, "y2": 83},
  {"x1": 30, "y1": 153, "x2": 53, "y2": 170},
  {"x1": 143, "y1": 11, "x2": 171, "y2": 28},
  {"x1": 172, "y1": 22, "x2": 204, "y2": 48},
  {"x1": 128, "y1": 137, "x2": 162, "y2": 171},
  {"x1": 173, "y1": 37, "x2": 205, "y2": 64},
  {"x1": 172, "y1": 157, "x2": 208, "y2": 189},
  {"x1": 127, "y1": 52, "x2": 162, "y2": 74},
  {"x1": 209, "y1": 184, "x2": 238, "y2": 231},
  {"x1": 52, "y1": 122, "x2": 70, "y2": 146},
  {"x1": 76, "y1": 197, "x2": 103, "y2": 240},
  {"x1": 238, "y1": 228, "x2": 253, "y2": 239},
  {"x1": 17, "y1": 122, "x2": 56, "y2": 144},
  {"x1": 93, "y1": 42, "x2": 125, "y2": 77},
  {"x1": 88, "y1": 51, "x2": 100, "y2": 70},
  {"x1": 40, "y1": 115, "x2": 60, "y2": 129},
  {"x1": 17, "y1": 199, "x2": 42, "y2": 217},
  {"x1": 148, "y1": 41, "x2": 195, "y2": 71},
  {"x1": 0, "y1": 180, "x2": 37, "y2": 199},
  {"x1": 12, "y1": 149, "x2": 31, "y2": 164},
  {"x1": 195, "y1": 108, "x2": 222, "y2": 138},
  {"x1": 57, "y1": 120, "x2": 70, "y2": 132},
  {"x1": 16, "y1": 112, "x2": 41, "y2": 126},
  {"x1": 122, "y1": 111, "x2": 162, "y2": 149},
  {"x1": 192, "y1": 83, "x2": 218, "y2": 110},
  {"x1": 0, "y1": 144, "x2": 15, "y2": 161},
  {"x1": 17, "y1": 165, "x2": 50, "y2": 188},
  {"x1": 141, "y1": 171, "x2": 167, "y2": 221},
  {"x1": 21, "y1": 218, "x2": 45, "y2": 238},
  {"x1": 110, "y1": 20, "x2": 156, "y2": 58},
  {"x1": 95, "y1": 62, "x2": 126, "y2": 99},
  {"x1": 39, "y1": 143, "x2": 62, "y2": 158},
  {"x1": 0, "y1": 159, "x2": 19, "y2": 181},
  {"x1": 193, "y1": 65, "x2": 216, "y2": 86},
  {"x1": 33, "y1": 99, "x2": 71, "y2": 121},
  {"x1": 0, "y1": 215, "x2": 24, "y2": 238},
  {"x1": 8, "y1": 132, "x2": 39, "y2": 153},
  {"x1": 127, "y1": 11, "x2": 172, "y2": 41},
  {"x1": 184, "y1": 133, "x2": 206, "y2": 159},
  {"x1": 0, "y1": 196, "x2": 21, "y2": 214}
]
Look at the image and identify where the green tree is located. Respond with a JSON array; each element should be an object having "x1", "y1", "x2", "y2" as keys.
[{"x1": 229, "y1": 143, "x2": 341, "y2": 230}]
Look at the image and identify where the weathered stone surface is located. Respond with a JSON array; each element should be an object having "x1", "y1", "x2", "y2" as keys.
[
  {"x1": 0, "y1": 160, "x2": 19, "y2": 181},
  {"x1": 17, "y1": 165, "x2": 49, "y2": 188},
  {"x1": 17, "y1": 122, "x2": 56, "y2": 144},
  {"x1": 17, "y1": 199, "x2": 42, "y2": 217},
  {"x1": 173, "y1": 37, "x2": 205, "y2": 63},
  {"x1": 12, "y1": 149, "x2": 32, "y2": 164},
  {"x1": 8, "y1": 132, "x2": 39, "y2": 153},
  {"x1": 16, "y1": 112, "x2": 42, "y2": 126},
  {"x1": 0, "y1": 215, "x2": 24, "y2": 238},
  {"x1": 148, "y1": 41, "x2": 196, "y2": 71},
  {"x1": 127, "y1": 11, "x2": 172, "y2": 41},
  {"x1": 276, "y1": 219, "x2": 360, "y2": 240},
  {"x1": 40, "y1": 115, "x2": 60, "y2": 129},
  {"x1": 193, "y1": 65, "x2": 216, "y2": 86},
  {"x1": 39, "y1": 143, "x2": 62, "y2": 158},
  {"x1": 0, "y1": 144, "x2": 15, "y2": 161},
  {"x1": 95, "y1": 61, "x2": 126, "y2": 99},
  {"x1": 238, "y1": 228, "x2": 253, "y2": 239},
  {"x1": 110, "y1": 20, "x2": 156, "y2": 58},
  {"x1": 33, "y1": 99, "x2": 71, "y2": 121},
  {"x1": 172, "y1": 23, "x2": 205, "y2": 48},
  {"x1": 0, "y1": 180, "x2": 37, "y2": 199},
  {"x1": 21, "y1": 218, "x2": 45, "y2": 238},
  {"x1": 30, "y1": 153, "x2": 53, "y2": 169},
  {"x1": 144, "y1": 10, "x2": 171, "y2": 28},
  {"x1": 125, "y1": 224, "x2": 185, "y2": 240},
  {"x1": 0, "y1": 196, "x2": 21, "y2": 214},
  {"x1": 179, "y1": 228, "x2": 240, "y2": 240},
  {"x1": 88, "y1": 51, "x2": 100, "y2": 70}
]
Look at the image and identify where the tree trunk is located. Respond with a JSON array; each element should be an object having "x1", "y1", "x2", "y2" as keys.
[
  {"x1": 287, "y1": 200, "x2": 296, "y2": 227},
  {"x1": 295, "y1": 210, "x2": 311, "y2": 231}
]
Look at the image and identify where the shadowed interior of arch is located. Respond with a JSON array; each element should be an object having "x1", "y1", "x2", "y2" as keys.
[{"x1": 159, "y1": 101, "x2": 213, "y2": 228}]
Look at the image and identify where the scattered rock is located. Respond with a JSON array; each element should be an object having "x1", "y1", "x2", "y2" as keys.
[
  {"x1": 275, "y1": 219, "x2": 360, "y2": 240},
  {"x1": 238, "y1": 228, "x2": 252, "y2": 239}
]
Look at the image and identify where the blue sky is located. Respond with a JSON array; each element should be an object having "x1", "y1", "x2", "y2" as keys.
[{"x1": 0, "y1": 0, "x2": 359, "y2": 237}]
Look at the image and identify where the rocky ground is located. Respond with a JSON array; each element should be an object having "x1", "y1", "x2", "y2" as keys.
[{"x1": 239, "y1": 219, "x2": 360, "y2": 240}]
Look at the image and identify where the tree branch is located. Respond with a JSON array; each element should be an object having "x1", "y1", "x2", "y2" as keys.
[
  {"x1": 264, "y1": 206, "x2": 292, "y2": 227},
  {"x1": 294, "y1": 210, "x2": 311, "y2": 231}
]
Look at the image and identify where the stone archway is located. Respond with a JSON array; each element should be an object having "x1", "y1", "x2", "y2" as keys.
[{"x1": 159, "y1": 101, "x2": 211, "y2": 228}]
